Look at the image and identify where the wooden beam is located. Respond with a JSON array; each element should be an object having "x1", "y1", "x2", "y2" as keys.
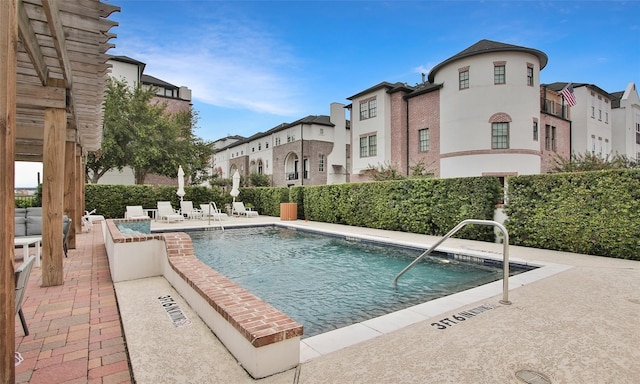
[
  {"x1": 41, "y1": 107, "x2": 65, "y2": 287},
  {"x1": 16, "y1": 82, "x2": 65, "y2": 109},
  {"x1": 0, "y1": 0, "x2": 18, "y2": 380},
  {"x1": 64, "y1": 141, "x2": 76, "y2": 250},
  {"x1": 17, "y1": 0, "x2": 49, "y2": 85}
]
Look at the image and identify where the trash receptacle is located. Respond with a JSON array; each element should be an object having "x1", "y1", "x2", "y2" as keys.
[{"x1": 280, "y1": 203, "x2": 297, "y2": 221}]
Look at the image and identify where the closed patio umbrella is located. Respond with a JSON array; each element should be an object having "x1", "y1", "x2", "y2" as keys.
[
  {"x1": 177, "y1": 165, "x2": 186, "y2": 201},
  {"x1": 230, "y1": 170, "x2": 240, "y2": 203}
]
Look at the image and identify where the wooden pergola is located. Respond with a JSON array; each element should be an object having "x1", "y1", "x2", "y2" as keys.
[{"x1": 1, "y1": 0, "x2": 118, "y2": 381}]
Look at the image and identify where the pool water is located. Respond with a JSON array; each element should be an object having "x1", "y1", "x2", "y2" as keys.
[{"x1": 190, "y1": 226, "x2": 509, "y2": 338}]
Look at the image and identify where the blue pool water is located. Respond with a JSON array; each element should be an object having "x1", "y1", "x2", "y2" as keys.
[{"x1": 190, "y1": 226, "x2": 516, "y2": 338}]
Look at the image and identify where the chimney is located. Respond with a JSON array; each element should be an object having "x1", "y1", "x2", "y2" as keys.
[{"x1": 421, "y1": 73, "x2": 426, "y2": 83}]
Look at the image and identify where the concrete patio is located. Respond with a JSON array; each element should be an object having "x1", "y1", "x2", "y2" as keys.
[{"x1": 15, "y1": 215, "x2": 640, "y2": 383}]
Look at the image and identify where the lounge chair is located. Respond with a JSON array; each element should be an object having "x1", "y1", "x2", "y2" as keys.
[
  {"x1": 180, "y1": 201, "x2": 203, "y2": 219},
  {"x1": 125, "y1": 206, "x2": 149, "y2": 219},
  {"x1": 200, "y1": 203, "x2": 228, "y2": 220},
  {"x1": 232, "y1": 202, "x2": 259, "y2": 217},
  {"x1": 15, "y1": 256, "x2": 36, "y2": 336},
  {"x1": 157, "y1": 201, "x2": 184, "y2": 222}
]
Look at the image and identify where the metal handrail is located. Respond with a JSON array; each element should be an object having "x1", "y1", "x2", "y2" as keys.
[
  {"x1": 393, "y1": 219, "x2": 511, "y2": 305},
  {"x1": 206, "y1": 202, "x2": 224, "y2": 231}
]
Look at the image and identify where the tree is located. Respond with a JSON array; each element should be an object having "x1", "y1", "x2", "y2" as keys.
[
  {"x1": 551, "y1": 152, "x2": 639, "y2": 173},
  {"x1": 86, "y1": 78, "x2": 214, "y2": 184},
  {"x1": 365, "y1": 162, "x2": 405, "y2": 181}
]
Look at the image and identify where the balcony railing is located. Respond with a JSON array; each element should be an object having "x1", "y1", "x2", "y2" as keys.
[
  {"x1": 540, "y1": 98, "x2": 568, "y2": 119},
  {"x1": 287, "y1": 172, "x2": 298, "y2": 180}
]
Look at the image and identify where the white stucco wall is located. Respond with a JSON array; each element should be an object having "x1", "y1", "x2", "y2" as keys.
[
  {"x1": 435, "y1": 51, "x2": 542, "y2": 177},
  {"x1": 350, "y1": 88, "x2": 392, "y2": 176},
  {"x1": 611, "y1": 82, "x2": 640, "y2": 159}
]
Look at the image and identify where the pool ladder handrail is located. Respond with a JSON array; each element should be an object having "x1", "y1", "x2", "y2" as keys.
[
  {"x1": 206, "y1": 202, "x2": 224, "y2": 231},
  {"x1": 393, "y1": 219, "x2": 511, "y2": 305}
]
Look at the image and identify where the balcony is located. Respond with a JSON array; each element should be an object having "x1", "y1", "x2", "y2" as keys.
[{"x1": 540, "y1": 98, "x2": 568, "y2": 119}]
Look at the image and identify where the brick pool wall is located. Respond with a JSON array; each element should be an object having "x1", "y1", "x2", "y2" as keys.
[{"x1": 107, "y1": 219, "x2": 303, "y2": 348}]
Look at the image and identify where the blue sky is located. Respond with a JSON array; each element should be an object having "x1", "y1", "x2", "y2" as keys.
[{"x1": 15, "y1": 0, "x2": 640, "y2": 187}]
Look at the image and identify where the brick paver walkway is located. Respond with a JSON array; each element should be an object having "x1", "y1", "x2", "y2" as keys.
[{"x1": 14, "y1": 224, "x2": 133, "y2": 383}]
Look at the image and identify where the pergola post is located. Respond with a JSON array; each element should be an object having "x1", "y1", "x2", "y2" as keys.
[
  {"x1": 0, "y1": 0, "x2": 17, "y2": 381},
  {"x1": 76, "y1": 144, "x2": 84, "y2": 235},
  {"x1": 41, "y1": 107, "x2": 66, "y2": 287}
]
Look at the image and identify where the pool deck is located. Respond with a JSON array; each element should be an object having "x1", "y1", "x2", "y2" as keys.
[{"x1": 15, "y1": 215, "x2": 640, "y2": 383}]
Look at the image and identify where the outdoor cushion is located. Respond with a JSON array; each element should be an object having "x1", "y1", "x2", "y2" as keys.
[
  {"x1": 15, "y1": 217, "x2": 26, "y2": 237},
  {"x1": 26, "y1": 216, "x2": 42, "y2": 236}
]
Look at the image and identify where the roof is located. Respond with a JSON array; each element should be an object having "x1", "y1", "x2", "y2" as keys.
[
  {"x1": 427, "y1": 39, "x2": 548, "y2": 83},
  {"x1": 142, "y1": 74, "x2": 179, "y2": 89},
  {"x1": 215, "y1": 115, "x2": 347, "y2": 152},
  {"x1": 15, "y1": 0, "x2": 119, "y2": 160},
  {"x1": 543, "y1": 82, "x2": 612, "y2": 99},
  {"x1": 347, "y1": 82, "x2": 406, "y2": 100}
]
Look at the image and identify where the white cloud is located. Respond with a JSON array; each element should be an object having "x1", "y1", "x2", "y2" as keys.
[{"x1": 115, "y1": 14, "x2": 305, "y2": 117}]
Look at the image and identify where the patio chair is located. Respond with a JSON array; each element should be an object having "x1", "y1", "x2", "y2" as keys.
[
  {"x1": 180, "y1": 201, "x2": 203, "y2": 219},
  {"x1": 232, "y1": 202, "x2": 259, "y2": 217},
  {"x1": 157, "y1": 201, "x2": 184, "y2": 222},
  {"x1": 200, "y1": 203, "x2": 228, "y2": 220},
  {"x1": 63, "y1": 216, "x2": 72, "y2": 257},
  {"x1": 15, "y1": 256, "x2": 36, "y2": 336},
  {"x1": 125, "y1": 205, "x2": 149, "y2": 219}
]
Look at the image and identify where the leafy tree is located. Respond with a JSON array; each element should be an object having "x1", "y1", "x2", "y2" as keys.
[
  {"x1": 248, "y1": 172, "x2": 271, "y2": 187},
  {"x1": 365, "y1": 162, "x2": 405, "y2": 181},
  {"x1": 86, "y1": 78, "x2": 214, "y2": 184},
  {"x1": 551, "y1": 152, "x2": 639, "y2": 173}
]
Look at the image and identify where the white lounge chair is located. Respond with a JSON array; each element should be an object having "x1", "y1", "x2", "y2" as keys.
[
  {"x1": 125, "y1": 205, "x2": 149, "y2": 219},
  {"x1": 157, "y1": 201, "x2": 184, "y2": 222},
  {"x1": 180, "y1": 201, "x2": 203, "y2": 219},
  {"x1": 15, "y1": 256, "x2": 35, "y2": 336},
  {"x1": 232, "y1": 202, "x2": 259, "y2": 217},
  {"x1": 200, "y1": 203, "x2": 228, "y2": 220}
]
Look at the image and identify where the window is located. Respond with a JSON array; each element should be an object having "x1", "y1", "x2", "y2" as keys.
[
  {"x1": 258, "y1": 143, "x2": 261, "y2": 150},
  {"x1": 551, "y1": 126, "x2": 557, "y2": 151},
  {"x1": 266, "y1": 142, "x2": 269, "y2": 149},
  {"x1": 605, "y1": 112, "x2": 609, "y2": 124},
  {"x1": 257, "y1": 160, "x2": 263, "y2": 174},
  {"x1": 591, "y1": 106, "x2": 595, "y2": 118},
  {"x1": 533, "y1": 121, "x2": 538, "y2": 141},
  {"x1": 303, "y1": 158, "x2": 309, "y2": 179},
  {"x1": 318, "y1": 154, "x2": 325, "y2": 172},
  {"x1": 494, "y1": 64, "x2": 506, "y2": 84},
  {"x1": 545, "y1": 125, "x2": 551, "y2": 150},
  {"x1": 360, "y1": 134, "x2": 377, "y2": 157},
  {"x1": 359, "y1": 97, "x2": 377, "y2": 120},
  {"x1": 252, "y1": 147, "x2": 255, "y2": 152},
  {"x1": 418, "y1": 128, "x2": 430, "y2": 152},
  {"x1": 527, "y1": 65, "x2": 534, "y2": 86},
  {"x1": 492, "y1": 122, "x2": 509, "y2": 149},
  {"x1": 591, "y1": 135, "x2": 596, "y2": 154},
  {"x1": 598, "y1": 137, "x2": 603, "y2": 156},
  {"x1": 319, "y1": 128, "x2": 324, "y2": 136},
  {"x1": 459, "y1": 69, "x2": 469, "y2": 89}
]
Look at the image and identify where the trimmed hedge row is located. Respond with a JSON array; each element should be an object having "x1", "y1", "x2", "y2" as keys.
[
  {"x1": 504, "y1": 169, "x2": 640, "y2": 260},
  {"x1": 85, "y1": 184, "x2": 231, "y2": 218},
  {"x1": 234, "y1": 177, "x2": 502, "y2": 242}
]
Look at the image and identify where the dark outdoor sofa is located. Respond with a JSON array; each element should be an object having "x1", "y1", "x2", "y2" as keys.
[{"x1": 15, "y1": 207, "x2": 72, "y2": 257}]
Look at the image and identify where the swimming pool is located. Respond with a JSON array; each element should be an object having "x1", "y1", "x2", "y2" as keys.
[{"x1": 190, "y1": 226, "x2": 529, "y2": 338}]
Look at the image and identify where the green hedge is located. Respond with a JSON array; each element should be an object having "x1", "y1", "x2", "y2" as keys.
[
  {"x1": 85, "y1": 184, "x2": 231, "y2": 218},
  {"x1": 301, "y1": 177, "x2": 501, "y2": 241},
  {"x1": 504, "y1": 169, "x2": 640, "y2": 260}
]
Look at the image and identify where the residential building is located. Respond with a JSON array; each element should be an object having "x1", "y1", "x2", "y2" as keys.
[
  {"x1": 545, "y1": 82, "x2": 613, "y2": 159},
  {"x1": 348, "y1": 39, "x2": 555, "y2": 181},
  {"x1": 610, "y1": 82, "x2": 640, "y2": 161},
  {"x1": 96, "y1": 56, "x2": 193, "y2": 185},
  {"x1": 212, "y1": 103, "x2": 350, "y2": 186}
]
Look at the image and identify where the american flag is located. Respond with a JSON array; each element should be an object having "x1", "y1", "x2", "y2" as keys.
[{"x1": 561, "y1": 83, "x2": 577, "y2": 107}]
